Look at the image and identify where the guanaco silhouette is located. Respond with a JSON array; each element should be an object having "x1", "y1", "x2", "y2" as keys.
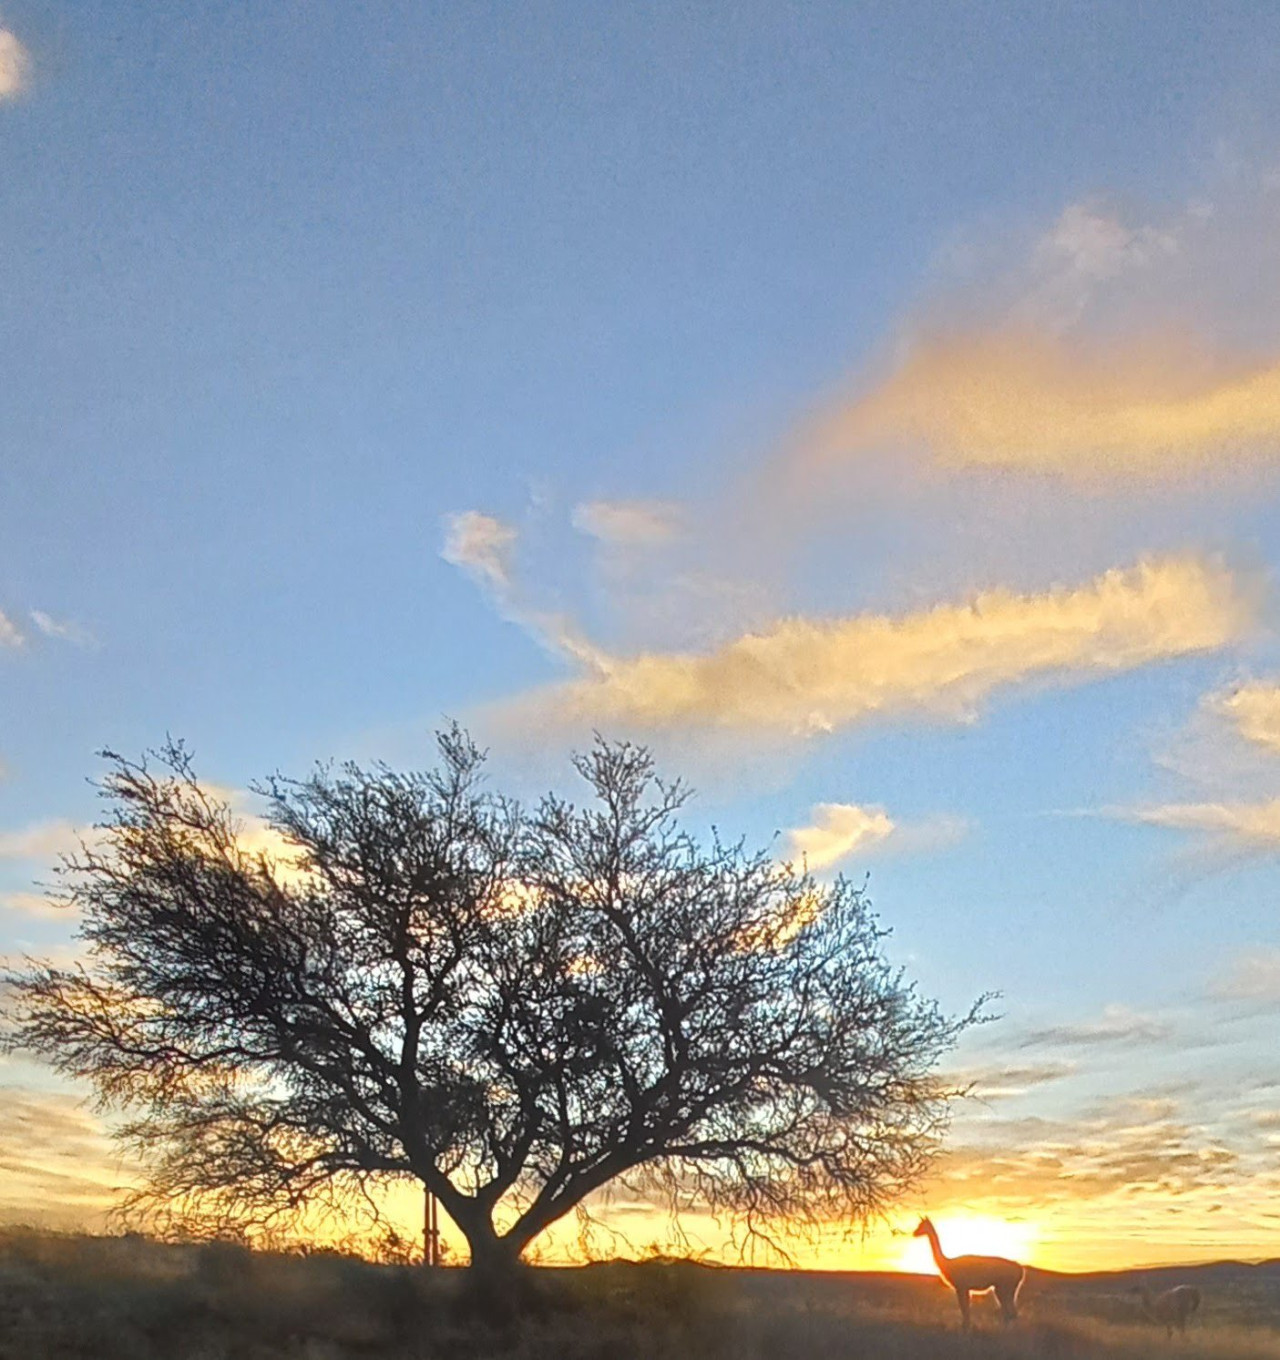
[
  {"x1": 1135, "y1": 1283, "x2": 1201, "y2": 1337},
  {"x1": 913, "y1": 1217, "x2": 1025, "y2": 1329}
]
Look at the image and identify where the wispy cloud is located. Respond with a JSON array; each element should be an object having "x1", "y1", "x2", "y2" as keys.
[
  {"x1": 1028, "y1": 202, "x2": 1179, "y2": 323},
  {"x1": 0, "y1": 820, "x2": 89, "y2": 863},
  {"x1": 0, "y1": 1089, "x2": 129, "y2": 1230},
  {"x1": 951, "y1": 1060, "x2": 1076, "y2": 1102},
  {"x1": 30, "y1": 611, "x2": 97, "y2": 649},
  {"x1": 442, "y1": 180, "x2": 1280, "y2": 767},
  {"x1": 441, "y1": 510, "x2": 518, "y2": 594},
  {"x1": 1118, "y1": 673, "x2": 1280, "y2": 857},
  {"x1": 1209, "y1": 947, "x2": 1280, "y2": 1006},
  {"x1": 0, "y1": 27, "x2": 29, "y2": 100},
  {"x1": 441, "y1": 510, "x2": 606, "y2": 668},
  {"x1": 1123, "y1": 797, "x2": 1280, "y2": 849},
  {"x1": 770, "y1": 180, "x2": 1280, "y2": 499},
  {"x1": 1017, "y1": 1004, "x2": 1175, "y2": 1051},
  {"x1": 499, "y1": 555, "x2": 1252, "y2": 740},
  {"x1": 937, "y1": 1100, "x2": 1242, "y2": 1207},
  {"x1": 0, "y1": 891, "x2": 72, "y2": 919},
  {"x1": 572, "y1": 499, "x2": 683, "y2": 547},
  {"x1": 1213, "y1": 679, "x2": 1280, "y2": 756},
  {"x1": 0, "y1": 610, "x2": 22, "y2": 648}
]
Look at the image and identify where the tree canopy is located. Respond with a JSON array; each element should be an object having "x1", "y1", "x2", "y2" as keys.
[{"x1": 6, "y1": 730, "x2": 976, "y2": 1274}]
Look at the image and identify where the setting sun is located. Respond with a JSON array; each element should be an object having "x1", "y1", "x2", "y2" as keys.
[{"x1": 895, "y1": 1214, "x2": 1040, "y2": 1275}]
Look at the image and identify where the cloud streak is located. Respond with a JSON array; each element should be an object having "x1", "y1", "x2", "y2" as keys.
[
  {"x1": 0, "y1": 820, "x2": 89, "y2": 862},
  {"x1": 803, "y1": 332, "x2": 1280, "y2": 485},
  {"x1": 0, "y1": 1090, "x2": 129, "y2": 1230},
  {"x1": 0, "y1": 789, "x2": 307, "y2": 895},
  {"x1": 572, "y1": 499, "x2": 683, "y2": 547},
  {"x1": 950, "y1": 1060, "x2": 1076, "y2": 1102},
  {"x1": 1124, "y1": 797, "x2": 1280, "y2": 848},
  {"x1": 1016, "y1": 1004, "x2": 1175, "y2": 1052},
  {"x1": 502, "y1": 555, "x2": 1253, "y2": 740},
  {"x1": 0, "y1": 28, "x2": 28, "y2": 100},
  {"x1": 30, "y1": 611, "x2": 97, "y2": 648},
  {"x1": 1209, "y1": 947, "x2": 1280, "y2": 1006},
  {"x1": 0, "y1": 891, "x2": 73, "y2": 919}
]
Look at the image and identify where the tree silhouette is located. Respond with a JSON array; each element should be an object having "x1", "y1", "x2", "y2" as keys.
[{"x1": 6, "y1": 730, "x2": 976, "y2": 1281}]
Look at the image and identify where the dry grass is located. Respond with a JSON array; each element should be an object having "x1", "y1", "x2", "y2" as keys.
[{"x1": 0, "y1": 1228, "x2": 1278, "y2": 1358}]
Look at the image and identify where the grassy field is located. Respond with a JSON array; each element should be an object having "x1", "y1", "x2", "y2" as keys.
[{"x1": 1, "y1": 1228, "x2": 1279, "y2": 1359}]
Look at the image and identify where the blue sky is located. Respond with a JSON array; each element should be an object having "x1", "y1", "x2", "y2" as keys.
[{"x1": 6, "y1": 2, "x2": 1280, "y2": 1269}]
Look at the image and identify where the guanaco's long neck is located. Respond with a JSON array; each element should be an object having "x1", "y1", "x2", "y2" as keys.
[{"x1": 924, "y1": 1225, "x2": 950, "y2": 1277}]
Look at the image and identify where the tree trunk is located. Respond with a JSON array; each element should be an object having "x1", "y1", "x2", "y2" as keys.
[{"x1": 456, "y1": 1218, "x2": 531, "y2": 1319}]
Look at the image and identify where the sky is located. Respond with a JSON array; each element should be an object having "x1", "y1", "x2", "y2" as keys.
[{"x1": 4, "y1": 1, "x2": 1280, "y2": 1273}]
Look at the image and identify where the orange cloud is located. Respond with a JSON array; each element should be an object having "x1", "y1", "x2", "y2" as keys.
[
  {"x1": 508, "y1": 556, "x2": 1252, "y2": 738},
  {"x1": 810, "y1": 332, "x2": 1280, "y2": 482}
]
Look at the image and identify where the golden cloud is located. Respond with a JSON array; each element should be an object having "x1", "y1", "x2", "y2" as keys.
[
  {"x1": 811, "y1": 332, "x2": 1280, "y2": 481},
  {"x1": 0, "y1": 1089, "x2": 128, "y2": 1230},
  {"x1": 1125, "y1": 797, "x2": 1280, "y2": 847},
  {"x1": 511, "y1": 556, "x2": 1252, "y2": 737},
  {"x1": 785, "y1": 803, "x2": 895, "y2": 870}
]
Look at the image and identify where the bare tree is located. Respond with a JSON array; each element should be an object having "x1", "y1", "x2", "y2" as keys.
[{"x1": 5, "y1": 730, "x2": 977, "y2": 1282}]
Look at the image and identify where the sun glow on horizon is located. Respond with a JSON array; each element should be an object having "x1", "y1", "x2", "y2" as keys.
[{"x1": 893, "y1": 1213, "x2": 1041, "y2": 1276}]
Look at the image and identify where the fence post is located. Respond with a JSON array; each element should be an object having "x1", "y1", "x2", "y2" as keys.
[{"x1": 424, "y1": 1188, "x2": 440, "y2": 1267}]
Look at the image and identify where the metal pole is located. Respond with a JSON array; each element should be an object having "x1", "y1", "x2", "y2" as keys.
[{"x1": 424, "y1": 1188, "x2": 440, "y2": 1266}]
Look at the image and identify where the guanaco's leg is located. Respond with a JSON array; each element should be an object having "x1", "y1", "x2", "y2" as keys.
[{"x1": 955, "y1": 1287, "x2": 971, "y2": 1330}]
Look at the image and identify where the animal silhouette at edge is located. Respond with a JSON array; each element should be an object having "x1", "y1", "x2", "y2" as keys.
[{"x1": 1135, "y1": 1283, "x2": 1202, "y2": 1337}]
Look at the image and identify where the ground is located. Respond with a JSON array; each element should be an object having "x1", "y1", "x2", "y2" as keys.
[{"x1": 1, "y1": 1228, "x2": 1278, "y2": 1358}]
